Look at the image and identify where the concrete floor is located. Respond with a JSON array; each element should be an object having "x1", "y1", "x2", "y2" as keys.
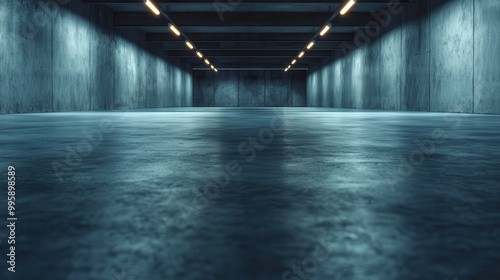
[{"x1": 1, "y1": 108, "x2": 499, "y2": 280}]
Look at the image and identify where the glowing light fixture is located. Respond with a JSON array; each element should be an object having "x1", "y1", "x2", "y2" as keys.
[
  {"x1": 143, "y1": 1, "x2": 218, "y2": 71},
  {"x1": 307, "y1": 41, "x2": 315, "y2": 50},
  {"x1": 169, "y1": 23, "x2": 181, "y2": 36},
  {"x1": 320, "y1": 24, "x2": 331, "y2": 36},
  {"x1": 144, "y1": 0, "x2": 160, "y2": 15},
  {"x1": 286, "y1": 1, "x2": 354, "y2": 71},
  {"x1": 340, "y1": 0, "x2": 356, "y2": 15}
]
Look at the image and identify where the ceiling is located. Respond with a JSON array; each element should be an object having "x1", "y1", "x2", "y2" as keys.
[{"x1": 83, "y1": 0, "x2": 411, "y2": 70}]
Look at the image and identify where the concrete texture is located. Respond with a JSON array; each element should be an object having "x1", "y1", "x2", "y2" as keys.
[
  {"x1": 0, "y1": 1, "x2": 11, "y2": 114},
  {"x1": 307, "y1": 67, "x2": 320, "y2": 106},
  {"x1": 401, "y1": 0, "x2": 430, "y2": 112},
  {"x1": 474, "y1": 0, "x2": 500, "y2": 114},
  {"x1": 52, "y1": 1, "x2": 91, "y2": 112},
  {"x1": 320, "y1": 62, "x2": 332, "y2": 107},
  {"x1": 349, "y1": 47, "x2": 365, "y2": 109},
  {"x1": 174, "y1": 64, "x2": 183, "y2": 106},
  {"x1": 2, "y1": 1, "x2": 54, "y2": 114},
  {"x1": 89, "y1": 5, "x2": 115, "y2": 110},
  {"x1": 308, "y1": 0, "x2": 500, "y2": 115},
  {"x1": 1, "y1": 108, "x2": 500, "y2": 280},
  {"x1": 362, "y1": 42, "x2": 381, "y2": 109},
  {"x1": 183, "y1": 61, "x2": 193, "y2": 107},
  {"x1": 289, "y1": 71, "x2": 307, "y2": 107},
  {"x1": 239, "y1": 70, "x2": 266, "y2": 107},
  {"x1": 215, "y1": 71, "x2": 239, "y2": 107},
  {"x1": 0, "y1": 0, "x2": 192, "y2": 115},
  {"x1": 113, "y1": 28, "x2": 144, "y2": 109},
  {"x1": 156, "y1": 57, "x2": 169, "y2": 107},
  {"x1": 379, "y1": 15, "x2": 402, "y2": 110},
  {"x1": 265, "y1": 71, "x2": 289, "y2": 107},
  {"x1": 430, "y1": 0, "x2": 474, "y2": 113},
  {"x1": 332, "y1": 55, "x2": 343, "y2": 108},
  {"x1": 193, "y1": 71, "x2": 215, "y2": 107},
  {"x1": 342, "y1": 53, "x2": 353, "y2": 108},
  {"x1": 194, "y1": 70, "x2": 307, "y2": 107}
]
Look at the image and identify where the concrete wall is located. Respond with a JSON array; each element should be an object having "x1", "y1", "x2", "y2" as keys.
[
  {"x1": 307, "y1": 0, "x2": 500, "y2": 114},
  {"x1": 193, "y1": 70, "x2": 306, "y2": 107},
  {"x1": 0, "y1": 0, "x2": 192, "y2": 114}
]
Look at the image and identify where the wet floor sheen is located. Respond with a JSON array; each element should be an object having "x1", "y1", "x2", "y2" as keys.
[{"x1": 0, "y1": 108, "x2": 499, "y2": 280}]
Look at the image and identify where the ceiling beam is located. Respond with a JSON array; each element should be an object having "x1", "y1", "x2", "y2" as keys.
[
  {"x1": 183, "y1": 58, "x2": 321, "y2": 68},
  {"x1": 189, "y1": 62, "x2": 311, "y2": 68},
  {"x1": 158, "y1": 41, "x2": 345, "y2": 50},
  {"x1": 83, "y1": 0, "x2": 411, "y2": 71},
  {"x1": 85, "y1": 0, "x2": 410, "y2": 14},
  {"x1": 114, "y1": 12, "x2": 376, "y2": 27},
  {"x1": 146, "y1": 32, "x2": 355, "y2": 42},
  {"x1": 183, "y1": 56, "x2": 322, "y2": 62},
  {"x1": 167, "y1": 50, "x2": 332, "y2": 57}
]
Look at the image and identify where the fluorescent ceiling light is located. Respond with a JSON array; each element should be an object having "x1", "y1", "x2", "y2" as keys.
[
  {"x1": 292, "y1": 59, "x2": 297, "y2": 65},
  {"x1": 185, "y1": 41, "x2": 194, "y2": 49},
  {"x1": 320, "y1": 24, "x2": 331, "y2": 36},
  {"x1": 144, "y1": 0, "x2": 160, "y2": 16},
  {"x1": 205, "y1": 59, "x2": 210, "y2": 65},
  {"x1": 340, "y1": 0, "x2": 356, "y2": 15},
  {"x1": 169, "y1": 23, "x2": 181, "y2": 36},
  {"x1": 196, "y1": 52, "x2": 203, "y2": 58},
  {"x1": 307, "y1": 41, "x2": 315, "y2": 50},
  {"x1": 298, "y1": 51, "x2": 305, "y2": 58}
]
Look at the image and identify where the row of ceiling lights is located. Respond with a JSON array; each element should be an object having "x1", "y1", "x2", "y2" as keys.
[
  {"x1": 144, "y1": 0, "x2": 218, "y2": 72},
  {"x1": 285, "y1": 0, "x2": 357, "y2": 72}
]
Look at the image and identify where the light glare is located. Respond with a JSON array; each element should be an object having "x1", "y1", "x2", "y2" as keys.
[
  {"x1": 169, "y1": 24, "x2": 181, "y2": 36},
  {"x1": 320, "y1": 24, "x2": 331, "y2": 36},
  {"x1": 340, "y1": 0, "x2": 356, "y2": 15},
  {"x1": 145, "y1": 0, "x2": 160, "y2": 15},
  {"x1": 307, "y1": 41, "x2": 315, "y2": 50}
]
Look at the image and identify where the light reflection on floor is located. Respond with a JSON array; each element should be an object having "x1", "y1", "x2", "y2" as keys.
[{"x1": 0, "y1": 108, "x2": 499, "y2": 280}]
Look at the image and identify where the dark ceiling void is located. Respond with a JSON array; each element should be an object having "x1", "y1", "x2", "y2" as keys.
[{"x1": 83, "y1": 0, "x2": 411, "y2": 70}]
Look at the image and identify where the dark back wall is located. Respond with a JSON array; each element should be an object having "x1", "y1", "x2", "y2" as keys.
[{"x1": 193, "y1": 70, "x2": 306, "y2": 107}]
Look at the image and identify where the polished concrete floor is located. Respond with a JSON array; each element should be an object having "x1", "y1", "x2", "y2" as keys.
[{"x1": 1, "y1": 108, "x2": 499, "y2": 280}]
